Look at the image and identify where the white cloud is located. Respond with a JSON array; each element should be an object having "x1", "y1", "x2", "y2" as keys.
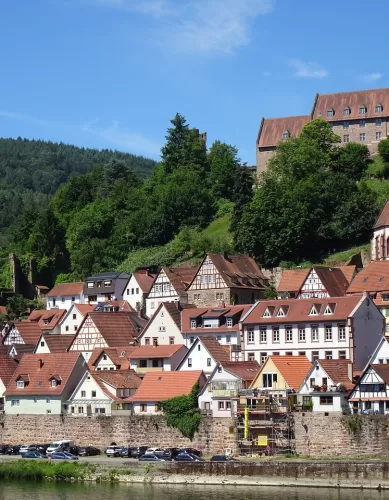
[
  {"x1": 289, "y1": 59, "x2": 328, "y2": 79},
  {"x1": 361, "y1": 72, "x2": 383, "y2": 82}
]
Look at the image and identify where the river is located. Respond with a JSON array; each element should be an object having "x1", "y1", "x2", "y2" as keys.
[{"x1": 0, "y1": 482, "x2": 387, "y2": 500}]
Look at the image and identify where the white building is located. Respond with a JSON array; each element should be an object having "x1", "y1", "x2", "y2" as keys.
[
  {"x1": 371, "y1": 200, "x2": 389, "y2": 261},
  {"x1": 241, "y1": 295, "x2": 384, "y2": 370},
  {"x1": 46, "y1": 282, "x2": 85, "y2": 310},
  {"x1": 124, "y1": 270, "x2": 156, "y2": 313},
  {"x1": 369, "y1": 337, "x2": 389, "y2": 365},
  {"x1": 128, "y1": 344, "x2": 187, "y2": 377},
  {"x1": 176, "y1": 337, "x2": 231, "y2": 375},
  {"x1": 58, "y1": 304, "x2": 94, "y2": 335},
  {"x1": 138, "y1": 302, "x2": 187, "y2": 346},
  {"x1": 349, "y1": 364, "x2": 389, "y2": 414}
]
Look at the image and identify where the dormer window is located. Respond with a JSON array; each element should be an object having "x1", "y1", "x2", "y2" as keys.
[
  {"x1": 226, "y1": 318, "x2": 233, "y2": 328},
  {"x1": 309, "y1": 305, "x2": 319, "y2": 316},
  {"x1": 376, "y1": 104, "x2": 383, "y2": 113},
  {"x1": 327, "y1": 108, "x2": 335, "y2": 117},
  {"x1": 359, "y1": 105, "x2": 367, "y2": 115},
  {"x1": 262, "y1": 308, "x2": 272, "y2": 318},
  {"x1": 343, "y1": 107, "x2": 351, "y2": 116},
  {"x1": 16, "y1": 380, "x2": 25, "y2": 388},
  {"x1": 276, "y1": 307, "x2": 286, "y2": 318},
  {"x1": 323, "y1": 305, "x2": 333, "y2": 315},
  {"x1": 87, "y1": 282, "x2": 94, "y2": 288},
  {"x1": 282, "y1": 130, "x2": 290, "y2": 140},
  {"x1": 104, "y1": 280, "x2": 112, "y2": 287},
  {"x1": 51, "y1": 379, "x2": 57, "y2": 387},
  {"x1": 190, "y1": 320, "x2": 197, "y2": 328}
]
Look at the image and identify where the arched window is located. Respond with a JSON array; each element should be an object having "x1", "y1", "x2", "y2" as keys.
[
  {"x1": 327, "y1": 108, "x2": 335, "y2": 117},
  {"x1": 343, "y1": 107, "x2": 351, "y2": 116},
  {"x1": 359, "y1": 105, "x2": 367, "y2": 115},
  {"x1": 282, "y1": 130, "x2": 290, "y2": 140},
  {"x1": 376, "y1": 104, "x2": 383, "y2": 113}
]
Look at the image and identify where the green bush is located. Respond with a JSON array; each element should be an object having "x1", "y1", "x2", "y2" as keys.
[{"x1": 0, "y1": 460, "x2": 87, "y2": 481}]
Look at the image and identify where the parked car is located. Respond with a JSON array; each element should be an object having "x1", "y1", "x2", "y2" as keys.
[
  {"x1": 130, "y1": 446, "x2": 148, "y2": 459},
  {"x1": 178, "y1": 448, "x2": 202, "y2": 457},
  {"x1": 46, "y1": 440, "x2": 75, "y2": 456},
  {"x1": 22, "y1": 451, "x2": 46, "y2": 459},
  {"x1": 78, "y1": 446, "x2": 100, "y2": 457},
  {"x1": 51, "y1": 451, "x2": 78, "y2": 460},
  {"x1": 0, "y1": 444, "x2": 9, "y2": 454},
  {"x1": 210, "y1": 455, "x2": 236, "y2": 462},
  {"x1": 162, "y1": 448, "x2": 180, "y2": 460},
  {"x1": 19, "y1": 445, "x2": 37, "y2": 455},
  {"x1": 105, "y1": 445, "x2": 123, "y2": 457},
  {"x1": 120, "y1": 447, "x2": 132, "y2": 458},
  {"x1": 36, "y1": 444, "x2": 51, "y2": 455},
  {"x1": 175, "y1": 453, "x2": 204, "y2": 462},
  {"x1": 139, "y1": 454, "x2": 167, "y2": 462},
  {"x1": 6, "y1": 445, "x2": 20, "y2": 455},
  {"x1": 145, "y1": 447, "x2": 165, "y2": 456}
]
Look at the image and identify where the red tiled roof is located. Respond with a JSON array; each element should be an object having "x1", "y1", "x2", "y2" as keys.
[
  {"x1": 75, "y1": 304, "x2": 94, "y2": 316},
  {"x1": 9, "y1": 344, "x2": 36, "y2": 360},
  {"x1": 257, "y1": 115, "x2": 311, "y2": 148},
  {"x1": 337, "y1": 266, "x2": 357, "y2": 284},
  {"x1": 12, "y1": 322, "x2": 43, "y2": 345},
  {"x1": 243, "y1": 296, "x2": 362, "y2": 324},
  {"x1": 200, "y1": 337, "x2": 231, "y2": 363},
  {"x1": 313, "y1": 88, "x2": 389, "y2": 121},
  {"x1": 92, "y1": 369, "x2": 141, "y2": 394},
  {"x1": 133, "y1": 272, "x2": 157, "y2": 294},
  {"x1": 313, "y1": 267, "x2": 350, "y2": 297},
  {"x1": 40, "y1": 334, "x2": 75, "y2": 353},
  {"x1": 102, "y1": 300, "x2": 134, "y2": 312},
  {"x1": 347, "y1": 261, "x2": 389, "y2": 293},
  {"x1": 163, "y1": 265, "x2": 199, "y2": 292},
  {"x1": 277, "y1": 269, "x2": 309, "y2": 293},
  {"x1": 28, "y1": 310, "x2": 44, "y2": 321},
  {"x1": 5, "y1": 352, "x2": 83, "y2": 395},
  {"x1": 181, "y1": 305, "x2": 251, "y2": 333},
  {"x1": 269, "y1": 356, "x2": 312, "y2": 391},
  {"x1": 47, "y1": 282, "x2": 84, "y2": 297},
  {"x1": 0, "y1": 355, "x2": 18, "y2": 386},
  {"x1": 127, "y1": 344, "x2": 187, "y2": 359},
  {"x1": 317, "y1": 360, "x2": 353, "y2": 390},
  {"x1": 370, "y1": 364, "x2": 389, "y2": 385},
  {"x1": 222, "y1": 361, "x2": 260, "y2": 382},
  {"x1": 84, "y1": 312, "x2": 139, "y2": 346},
  {"x1": 374, "y1": 201, "x2": 389, "y2": 229},
  {"x1": 88, "y1": 346, "x2": 133, "y2": 370},
  {"x1": 38, "y1": 310, "x2": 67, "y2": 331},
  {"x1": 130, "y1": 370, "x2": 203, "y2": 402}
]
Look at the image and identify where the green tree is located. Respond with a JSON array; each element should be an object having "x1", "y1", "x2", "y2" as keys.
[
  {"x1": 6, "y1": 294, "x2": 32, "y2": 320},
  {"x1": 208, "y1": 141, "x2": 240, "y2": 199},
  {"x1": 335, "y1": 142, "x2": 370, "y2": 180},
  {"x1": 379, "y1": 138, "x2": 389, "y2": 163}
]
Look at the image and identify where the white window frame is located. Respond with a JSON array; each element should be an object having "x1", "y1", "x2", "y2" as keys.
[
  {"x1": 338, "y1": 324, "x2": 346, "y2": 341},
  {"x1": 311, "y1": 325, "x2": 319, "y2": 342},
  {"x1": 247, "y1": 328, "x2": 255, "y2": 344},
  {"x1": 260, "y1": 328, "x2": 267, "y2": 343},
  {"x1": 325, "y1": 325, "x2": 333, "y2": 341},
  {"x1": 11, "y1": 399, "x2": 20, "y2": 407},
  {"x1": 298, "y1": 327, "x2": 306, "y2": 342},
  {"x1": 226, "y1": 318, "x2": 233, "y2": 328},
  {"x1": 273, "y1": 327, "x2": 280, "y2": 343},
  {"x1": 16, "y1": 380, "x2": 25, "y2": 388},
  {"x1": 286, "y1": 326, "x2": 293, "y2": 343}
]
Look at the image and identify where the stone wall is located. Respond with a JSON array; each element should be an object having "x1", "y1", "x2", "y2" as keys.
[{"x1": 0, "y1": 414, "x2": 237, "y2": 454}]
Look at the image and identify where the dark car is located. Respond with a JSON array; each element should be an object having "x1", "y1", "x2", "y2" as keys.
[
  {"x1": 78, "y1": 446, "x2": 100, "y2": 457},
  {"x1": 36, "y1": 444, "x2": 51, "y2": 455},
  {"x1": 23, "y1": 451, "x2": 46, "y2": 459},
  {"x1": 120, "y1": 447, "x2": 132, "y2": 458},
  {"x1": 178, "y1": 448, "x2": 202, "y2": 457},
  {"x1": 6, "y1": 445, "x2": 20, "y2": 455},
  {"x1": 0, "y1": 444, "x2": 9, "y2": 454},
  {"x1": 130, "y1": 446, "x2": 148, "y2": 459},
  {"x1": 175, "y1": 453, "x2": 204, "y2": 462},
  {"x1": 51, "y1": 451, "x2": 78, "y2": 460},
  {"x1": 139, "y1": 454, "x2": 166, "y2": 462},
  {"x1": 210, "y1": 455, "x2": 235, "y2": 462},
  {"x1": 162, "y1": 448, "x2": 180, "y2": 460}
]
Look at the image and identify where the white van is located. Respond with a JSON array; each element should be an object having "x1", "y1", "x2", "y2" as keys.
[{"x1": 46, "y1": 440, "x2": 75, "y2": 456}]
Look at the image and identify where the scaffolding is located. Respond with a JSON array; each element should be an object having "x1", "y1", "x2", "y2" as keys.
[{"x1": 234, "y1": 388, "x2": 295, "y2": 456}]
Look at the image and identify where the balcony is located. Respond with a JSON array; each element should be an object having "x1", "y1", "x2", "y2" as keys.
[
  {"x1": 212, "y1": 381, "x2": 242, "y2": 398},
  {"x1": 135, "y1": 367, "x2": 164, "y2": 374},
  {"x1": 213, "y1": 389, "x2": 239, "y2": 397}
]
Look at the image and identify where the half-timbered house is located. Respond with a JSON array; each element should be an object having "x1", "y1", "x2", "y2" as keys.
[
  {"x1": 3, "y1": 322, "x2": 42, "y2": 347},
  {"x1": 35, "y1": 333, "x2": 75, "y2": 354},
  {"x1": 349, "y1": 364, "x2": 389, "y2": 414},
  {"x1": 58, "y1": 304, "x2": 94, "y2": 335},
  {"x1": 186, "y1": 253, "x2": 268, "y2": 307}
]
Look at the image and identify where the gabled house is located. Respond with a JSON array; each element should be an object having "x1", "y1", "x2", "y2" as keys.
[
  {"x1": 241, "y1": 295, "x2": 384, "y2": 369},
  {"x1": 84, "y1": 271, "x2": 130, "y2": 305},
  {"x1": 58, "y1": 304, "x2": 94, "y2": 335},
  {"x1": 94, "y1": 300, "x2": 134, "y2": 313},
  {"x1": 64, "y1": 369, "x2": 141, "y2": 416},
  {"x1": 127, "y1": 344, "x2": 187, "y2": 377},
  {"x1": 3, "y1": 322, "x2": 42, "y2": 347},
  {"x1": 277, "y1": 266, "x2": 356, "y2": 299},
  {"x1": 129, "y1": 370, "x2": 206, "y2": 415},
  {"x1": 124, "y1": 269, "x2": 157, "y2": 312},
  {"x1": 7, "y1": 343, "x2": 36, "y2": 360},
  {"x1": 181, "y1": 304, "x2": 251, "y2": 352},
  {"x1": 371, "y1": 200, "x2": 389, "y2": 261},
  {"x1": 198, "y1": 361, "x2": 260, "y2": 417},
  {"x1": 4, "y1": 352, "x2": 87, "y2": 414},
  {"x1": 138, "y1": 302, "x2": 192, "y2": 347},
  {"x1": 28, "y1": 309, "x2": 67, "y2": 334},
  {"x1": 349, "y1": 364, "x2": 389, "y2": 414},
  {"x1": 46, "y1": 282, "x2": 85, "y2": 310},
  {"x1": 368, "y1": 337, "x2": 389, "y2": 365},
  {"x1": 298, "y1": 359, "x2": 353, "y2": 412},
  {"x1": 68, "y1": 312, "x2": 139, "y2": 360},
  {"x1": 186, "y1": 253, "x2": 268, "y2": 307},
  {"x1": 176, "y1": 337, "x2": 231, "y2": 375},
  {"x1": 0, "y1": 354, "x2": 18, "y2": 412},
  {"x1": 145, "y1": 265, "x2": 198, "y2": 318},
  {"x1": 88, "y1": 347, "x2": 134, "y2": 371},
  {"x1": 35, "y1": 333, "x2": 75, "y2": 354}
]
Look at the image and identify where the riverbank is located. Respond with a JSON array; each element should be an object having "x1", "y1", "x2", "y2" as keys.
[{"x1": 2, "y1": 459, "x2": 389, "y2": 489}]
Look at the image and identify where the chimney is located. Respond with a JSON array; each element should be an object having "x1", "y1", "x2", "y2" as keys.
[
  {"x1": 39, "y1": 359, "x2": 44, "y2": 370},
  {"x1": 223, "y1": 251, "x2": 229, "y2": 260},
  {"x1": 347, "y1": 362, "x2": 353, "y2": 382},
  {"x1": 175, "y1": 301, "x2": 182, "y2": 311}
]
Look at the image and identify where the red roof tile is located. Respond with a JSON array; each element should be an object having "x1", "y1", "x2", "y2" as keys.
[
  {"x1": 257, "y1": 115, "x2": 311, "y2": 148},
  {"x1": 370, "y1": 364, "x2": 389, "y2": 385},
  {"x1": 200, "y1": 337, "x2": 231, "y2": 363},
  {"x1": 317, "y1": 359, "x2": 353, "y2": 390},
  {"x1": 88, "y1": 346, "x2": 133, "y2": 370},
  {"x1": 313, "y1": 267, "x2": 350, "y2": 297},
  {"x1": 277, "y1": 269, "x2": 309, "y2": 294},
  {"x1": 337, "y1": 266, "x2": 357, "y2": 284},
  {"x1": 12, "y1": 322, "x2": 43, "y2": 345},
  {"x1": 5, "y1": 352, "x2": 83, "y2": 395},
  {"x1": 38, "y1": 310, "x2": 67, "y2": 331},
  {"x1": 0, "y1": 355, "x2": 18, "y2": 386},
  {"x1": 374, "y1": 201, "x2": 389, "y2": 229},
  {"x1": 130, "y1": 370, "x2": 203, "y2": 402},
  {"x1": 47, "y1": 282, "x2": 84, "y2": 297},
  {"x1": 181, "y1": 305, "x2": 251, "y2": 333},
  {"x1": 39, "y1": 334, "x2": 75, "y2": 353},
  {"x1": 269, "y1": 355, "x2": 312, "y2": 391},
  {"x1": 133, "y1": 271, "x2": 157, "y2": 294},
  {"x1": 80, "y1": 312, "x2": 139, "y2": 347},
  {"x1": 75, "y1": 304, "x2": 94, "y2": 316},
  {"x1": 347, "y1": 261, "x2": 389, "y2": 293},
  {"x1": 222, "y1": 361, "x2": 260, "y2": 382},
  {"x1": 163, "y1": 265, "x2": 199, "y2": 292},
  {"x1": 92, "y1": 370, "x2": 141, "y2": 399},
  {"x1": 127, "y1": 344, "x2": 187, "y2": 359}
]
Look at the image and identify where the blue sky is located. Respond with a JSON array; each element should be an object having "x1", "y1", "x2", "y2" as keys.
[{"x1": 0, "y1": 0, "x2": 387, "y2": 165}]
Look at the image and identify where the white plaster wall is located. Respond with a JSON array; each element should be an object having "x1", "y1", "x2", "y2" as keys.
[
  {"x1": 124, "y1": 276, "x2": 144, "y2": 311},
  {"x1": 60, "y1": 306, "x2": 85, "y2": 335},
  {"x1": 371, "y1": 338, "x2": 389, "y2": 364},
  {"x1": 35, "y1": 337, "x2": 51, "y2": 354},
  {"x1": 47, "y1": 294, "x2": 84, "y2": 311},
  {"x1": 132, "y1": 402, "x2": 160, "y2": 415},
  {"x1": 312, "y1": 393, "x2": 344, "y2": 412},
  {"x1": 140, "y1": 305, "x2": 184, "y2": 345},
  {"x1": 183, "y1": 331, "x2": 238, "y2": 347}
]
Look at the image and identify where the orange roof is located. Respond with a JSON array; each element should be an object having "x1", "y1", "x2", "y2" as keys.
[
  {"x1": 127, "y1": 344, "x2": 187, "y2": 359},
  {"x1": 75, "y1": 304, "x2": 94, "y2": 316},
  {"x1": 0, "y1": 355, "x2": 18, "y2": 386},
  {"x1": 163, "y1": 265, "x2": 199, "y2": 292},
  {"x1": 257, "y1": 115, "x2": 311, "y2": 148},
  {"x1": 133, "y1": 271, "x2": 157, "y2": 294},
  {"x1": 12, "y1": 322, "x2": 43, "y2": 345},
  {"x1": 222, "y1": 361, "x2": 260, "y2": 382},
  {"x1": 277, "y1": 269, "x2": 308, "y2": 293},
  {"x1": 200, "y1": 337, "x2": 231, "y2": 363},
  {"x1": 5, "y1": 352, "x2": 83, "y2": 395},
  {"x1": 130, "y1": 370, "x2": 203, "y2": 402},
  {"x1": 337, "y1": 266, "x2": 357, "y2": 284},
  {"x1": 38, "y1": 310, "x2": 67, "y2": 331},
  {"x1": 374, "y1": 200, "x2": 389, "y2": 229},
  {"x1": 39, "y1": 334, "x2": 75, "y2": 353},
  {"x1": 347, "y1": 261, "x2": 389, "y2": 293},
  {"x1": 317, "y1": 359, "x2": 353, "y2": 390},
  {"x1": 270, "y1": 356, "x2": 312, "y2": 391},
  {"x1": 47, "y1": 282, "x2": 84, "y2": 297}
]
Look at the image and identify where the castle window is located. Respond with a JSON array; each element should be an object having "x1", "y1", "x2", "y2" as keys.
[
  {"x1": 359, "y1": 105, "x2": 367, "y2": 115},
  {"x1": 343, "y1": 135, "x2": 350, "y2": 143},
  {"x1": 327, "y1": 108, "x2": 335, "y2": 117},
  {"x1": 376, "y1": 104, "x2": 383, "y2": 113},
  {"x1": 377, "y1": 132, "x2": 382, "y2": 140},
  {"x1": 360, "y1": 133, "x2": 366, "y2": 142},
  {"x1": 376, "y1": 118, "x2": 382, "y2": 126},
  {"x1": 343, "y1": 121, "x2": 349, "y2": 129},
  {"x1": 343, "y1": 107, "x2": 351, "y2": 116},
  {"x1": 282, "y1": 130, "x2": 290, "y2": 140}
]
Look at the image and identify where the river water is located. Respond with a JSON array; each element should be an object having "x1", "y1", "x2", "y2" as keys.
[{"x1": 0, "y1": 482, "x2": 387, "y2": 500}]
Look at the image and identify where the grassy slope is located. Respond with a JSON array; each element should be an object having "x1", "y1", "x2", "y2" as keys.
[{"x1": 323, "y1": 243, "x2": 370, "y2": 266}]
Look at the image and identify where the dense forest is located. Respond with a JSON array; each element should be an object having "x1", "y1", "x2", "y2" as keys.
[{"x1": 2, "y1": 116, "x2": 389, "y2": 290}]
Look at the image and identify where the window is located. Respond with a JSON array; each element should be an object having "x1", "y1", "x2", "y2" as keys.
[
  {"x1": 343, "y1": 107, "x2": 351, "y2": 116},
  {"x1": 338, "y1": 324, "x2": 346, "y2": 341},
  {"x1": 87, "y1": 282, "x2": 94, "y2": 288},
  {"x1": 73, "y1": 314, "x2": 77, "y2": 320},
  {"x1": 226, "y1": 318, "x2": 233, "y2": 328},
  {"x1": 197, "y1": 344, "x2": 201, "y2": 351},
  {"x1": 339, "y1": 350, "x2": 347, "y2": 360},
  {"x1": 218, "y1": 401, "x2": 225, "y2": 410},
  {"x1": 379, "y1": 358, "x2": 384, "y2": 364},
  {"x1": 262, "y1": 308, "x2": 272, "y2": 317},
  {"x1": 140, "y1": 404, "x2": 147, "y2": 412},
  {"x1": 207, "y1": 358, "x2": 212, "y2": 367},
  {"x1": 81, "y1": 391, "x2": 86, "y2": 398},
  {"x1": 327, "y1": 108, "x2": 335, "y2": 117},
  {"x1": 190, "y1": 320, "x2": 197, "y2": 329},
  {"x1": 312, "y1": 351, "x2": 319, "y2": 362},
  {"x1": 359, "y1": 105, "x2": 367, "y2": 114},
  {"x1": 382, "y1": 294, "x2": 389, "y2": 302},
  {"x1": 359, "y1": 119, "x2": 366, "y2": 127},
  {"x1": 262, "y1": 373, "x2": 277, "y2": 388},
  {"x1": 260, "y1": 352, "x2": 268, "y2": 364},
  {"x1": 310, "y1": 378, "x2": 315, "y2": 388},
  {"x1": 299, "y1": 351, "x2": 306, "y2": 356},
  {"x1": 248, "y1": 328, "x2": 255, "y2": 344},
  {"x1": 320, "y1": 396, "x2": 333, "y2": 405},
  {"x1": 325, "y1": 325, "x2": 332, "y2": 341},
  {"x1": 286, "y1": 326, "x2": 293, "y2": 342},
  {"x1": 376, "y1": 131, "x2": 382, "y2": 140},
  {"x1": 299, "y1": 327, "x2": 306, "y2": 342},
  {"x1": 226, "y1": 401, "x2": 231, "y2": 410},
  {"x1": 343, "y1": 121, "x2": 349, "y2": 129},
  {"x1": 276, "y1": 307, "x2": 285, "y2": 317},
  {"x1": 188, "y1": 358, "x2": 192, "y2": 367},
  {"x1": 145, "y1": 338, "x2": 150, "y2": 345},
  {"x1": 40, "y1": 341, "x2": 44, "y2": 347},
  {"x1": 248, "y1": 352, "x2": 255, "y2": 361},
  {"x1": 282, "y1": 130, "x2": 290, "y2": 140},
  {"x1": 104, "y1": 280, "x2": 112, "y2": 287},
  {"x1": 74, "y1": 325, "x2": 78, "y2": 331},
  {"x1": 273, "y1": 327, "x2": 280, "y2": 343},
  {"x1": 33, "y1": 397, "x2": 37, "y2": 404},
  {"x1": 51, "y1": 379, "x2": 57, "y2": 387},
  {"x1": 226, "y1": 335, "x2": 231, "y2": 344},
  {"x1": 136, "y1": 288, "x2": 139, "y2": 294},
  {"x1": 190, "y1": 337, "x2": 195, "y2": 344},
  {"x1": 376, "y1": 118, "x2": 382, "y2": 126},
  {"x1": 323, "y1": 305, "x2": 333, "y2": 315},
  {"x1": 169, "y1": 337, "x2": 175, "y2": 345},
  {"x1": 158, "y1": 326, "x2": 166, "y2": 332},
  {"x1": 260, "y1": 328, "x2": 267, "y2": 343},
  {"x1": 61, "y1": 297, "x2": 65, "y2": 303},
  {"x1": 216, "y1": 293, "x2": 224, "y2": 301},
  {"x1": 46, "y1": 398, "x2": 50, "y2": 404},
  {"x1": 309, "y1": 305, "x2": 318, "y2": 316},
  {"x1": 325, "y1": 351, "x2": 333, "y2": 360},
  {"x1": 343, "y1": 134, "x2": 350, "y2": 143},
  {"x1": 16, "y1": 380, "x2": 24, "y2": 388},
  {"x1": 376, "y1": 104, "x2": 383, "y2": 113},
  {"x1": 150, "y1": 302, "x2": 155, "y2": 310},
  {"x1": 11, "y1": 400, "x2": 20, "y2": 407},
  {"x1": 194, "y1": 294, "x2": 200, "y2": 301},
  {"x1": 126, "y1": 289, "x2": 129, "y2": 295},
  {"x1": 272, "y1": 352, "x2": 280, "y2": 356},
  {"x1": 285, "y1": 351, "x2": 293, "y2": 356},
  {"x1": 311, "y1": 325, "x2": 319, "y2": 342}
]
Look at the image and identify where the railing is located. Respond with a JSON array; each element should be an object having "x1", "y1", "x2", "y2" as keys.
[
  {"x1": 135, "y1": 367, "x2": 164, "y2": 373},
  {"x1": 213, "y1": 389, "x2": 239, "y2": 397}
]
